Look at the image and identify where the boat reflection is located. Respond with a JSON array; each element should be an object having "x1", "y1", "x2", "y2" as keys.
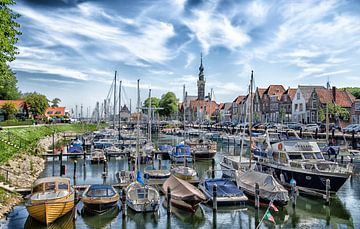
[
  {"x1": 24, "y1": 209, "x2": 75, "y2": 229},
  {"x1": 82, "y1": 204, "x2": 120, "y2": 228}
]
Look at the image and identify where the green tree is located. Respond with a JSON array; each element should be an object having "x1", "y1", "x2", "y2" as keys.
[
  {"x1": 159, "y1": 92, "x2": 177, "y2": 117},
  {"x1": 51, "y1": 98, "x2": 61, "y2": 107},
  {"x1": 1, "y1": 101, "x2": 17, "y2": 120},
  {"x1": 24, "y1": 92, "x2": 49, "y2": 118},
  {"x1": 0, "y1": 0, "x2": 21, "y2": 100},
  {"x1": 143, "y1": 97, "x2": 159, "y2": 113},
  {"x1": 343, "y1": 87, "x2": 360, "y2": 99},
  {"x1": 279, "y1": 107, "x2": 286, "y2": 123},
  {"x1": 319, "y1": 103, "x2": 350, "y2": 122}
]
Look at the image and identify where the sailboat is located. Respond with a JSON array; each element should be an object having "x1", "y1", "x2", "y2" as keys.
[
  {"x1": 235, "y1": 71, "x2": 289, "y2": 206},
  {"x1": 126, "y1": 79, "x2": 160, "y2": 213}
]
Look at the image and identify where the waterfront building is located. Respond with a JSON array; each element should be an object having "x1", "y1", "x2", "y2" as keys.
[
  {"x1": 253, "y1": 88, "x2": 266, "y2": 123},
  {"x1": 351, "y1": 99, "x2": 360, "y2": 124},
  {"x1": 262, "y1": 85, "x2": 286, "y2": 122},
  {"x1": 280, "y1": 88, "x2": 297, "y2": 122},
  {"x1": 0, "y1": 100, "x2": 29, "y2": 121}
]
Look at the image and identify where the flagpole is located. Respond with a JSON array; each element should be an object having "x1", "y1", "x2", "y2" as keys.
[{"x1": 256, "y1": 202, "x2": 273, "y2": 229}]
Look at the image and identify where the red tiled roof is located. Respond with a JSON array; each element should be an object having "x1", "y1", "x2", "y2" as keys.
[
  {"x1": 264, "y1": 85, "x2": 286, "y2": 99},
  {"x1": 316, "y1": 88, "x2": 333, "y2": 104},
  {"x1": 336, "y1": 90, "x2": 355, "y2": 108},
  {"x1": 190, "y1": 100, "x2": 218, "y2": 115},
  {"x1": 256, "y1": 88, "x2": 267, "y2": 98},
  {"x1": 45, "y1": 107, "x2": 65, "y2": 117},
  {"x1": 284, "y1": 88, "x2": 297, "y2": 101},
  {"x1": 0, "y1": 100, "x2": 25, "y2": 109},
  {"x1": 233, "y1": 95, "x2": 246, "y2": 104}
]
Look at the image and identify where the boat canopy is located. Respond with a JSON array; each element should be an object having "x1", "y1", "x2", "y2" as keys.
[
  {"x1": 204, "y1": 179, "x2": 243, "y2": 197},
  {"x1": 174, "y1": 144, "x2": 191, "y2": 156},
  {"x1": 163, "y1": 175, "x2": 205, "y2": 201},
  {"x1": 85, "y1": 184, "x2": 116, "y2": 197}
]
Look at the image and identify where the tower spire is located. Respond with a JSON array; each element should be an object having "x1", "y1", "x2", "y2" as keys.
[{"x1": 197, "y1": 52, "x2": 205, "y2": 100}]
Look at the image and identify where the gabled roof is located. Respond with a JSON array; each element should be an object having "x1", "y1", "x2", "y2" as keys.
[
  {"x1": 298, "y1": 85, "x2": 326, "y2": 101},
  {"x1": 264, "y1": 85, "x2": 286, "y2": 99},
  {"x1": 315, "y1": 88, "x2": 333, "y2": 104},
  {"x1": 256, "y1": 88, "x2": 267, "y2": 98},
  {"x1": 233, "y1": 95, "x2": 246, "y2": 104},
  {"x1": 190, "y1": 100, "x2": 218, "y2": 115},
  {"x1": 0, "y1": 100, "x2": 26, "y2": 109},
  {"x1": 283, "y1": 88, "x2": 297, "y2": 101},
  {"x1": 335, "y1": 90, "x2": 355, "y2": 108}
]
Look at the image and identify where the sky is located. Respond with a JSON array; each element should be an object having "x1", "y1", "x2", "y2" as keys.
[{"x1": 10, "y1": 0, "x2": 360, "y2": 115}]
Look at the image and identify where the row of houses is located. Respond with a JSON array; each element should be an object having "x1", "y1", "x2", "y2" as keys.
[
  {"x1": 182, "y1": 85, "x2": 360, "y2": 126},
  {"x1": 0, "y1": 99, "x2": 66, "y2": 121}
]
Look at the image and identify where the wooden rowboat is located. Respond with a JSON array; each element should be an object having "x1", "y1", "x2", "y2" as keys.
[
  {"x1": 25, "y1": 177, "x2": 75, "y2": 225},
  {"x1": 82, "y1": 184, "x2": 119, "y2": 214}
]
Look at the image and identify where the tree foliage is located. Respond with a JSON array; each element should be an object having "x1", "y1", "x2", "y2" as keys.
[
  {"x1": 51, "y1": 98, "x2": 61, "y2": 107},
  {"x1": 1, "y1": 101, "x2": 17, "y2": 120},
  {"x1": 279, "y1": 107, "x2": 286, "y2": 123},
  {"x1": 159, "y1": 92, "x2": 178, "y2": 117},
  {"x1": 0, "y1": 0, "x2": 21, "y2": 100},
  {"x1": 24, "y1": 92, "x2": 49, "y2": 118},
  {"x1": 319, "y1": 103, "x2": 350, "y2": 122},
  {"x1": 343, "y1": 87, "x2": 360, "y2": 99},
  {"x1": 143, "y1": 97, "x2": 159, "y2": 113}
]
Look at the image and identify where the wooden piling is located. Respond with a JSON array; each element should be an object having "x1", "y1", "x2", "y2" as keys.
[
  {"x1": 122, "y1": 189, "x2": 127, "y2": 218},
  {"x1": 299, "y1": 128, "x2": 302, "y2": 138},
  {"x1": 59, "y1": 150, "x2": 63, "y2": 176},
  {"x1": 255, "y1": 183, "x2": 259, "y2": 209},
  {"x1": 73, "y1": 160, "x2": 77, "y2": 185},
  {"x1": 213, "y1": 184, "x2": 217, "y2": 212},
  {"x1": 352, "y1": 130, "x2": 356, "y2": 149},
  {"x1": 291, "y1": 180, "x2": 297, "y2": 208},
  {"x1": 315, "y1": 128, "x2": 318, "y2": 139},
  {"x1": 167, "y1": 186, "x2": 171, "y2": 215},
  {"x1": 212, "y1": 158, "x2": 215, "y2": 179},
  {"x1": 325, "y1": 179, "x2": 330, "y2": 205}
]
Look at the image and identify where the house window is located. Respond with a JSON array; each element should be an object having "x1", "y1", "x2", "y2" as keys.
[
  {"x1": 55, "y1": 111, "x2": 61, "y2": 114},
  {"x1": 312, "y1": 101, "x2": 316, "y2": 109},
  {"x1": 295, "y1": 104, "x2": 298, "y2": 112},
  {"x1": 297, "y1": 93, "x2": 300, "y2": 100},
  {"x1": 47, "y1": 111, "x2": 53, "y2": 114},
  {"x1": 299, "y1": 104, "x2": 303, "y2": 112},
  {"x1": 355, "y1": 101, "x2": 360, "y2": 112}
]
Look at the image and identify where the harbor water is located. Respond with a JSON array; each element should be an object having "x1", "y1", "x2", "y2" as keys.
[{"x1": 0, "y1": 134, "x2": 359, "y2": 229}]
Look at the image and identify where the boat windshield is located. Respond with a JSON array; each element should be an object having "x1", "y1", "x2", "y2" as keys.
[
  {"x1": 137, "y1": 189, "x2": 148, "y2": 199},
  {"x1": 87, "y1": 188, "x2": 115, "y2": 197},
  {"x1": 58, "y1": 182, "x2": 69, "y2": 190},
  {"x1": 45, "y1": 182, "x2": 56, "y2": 191},
  {"x1": 303, "y1": 153, "x2": 315, "y2": 159}
]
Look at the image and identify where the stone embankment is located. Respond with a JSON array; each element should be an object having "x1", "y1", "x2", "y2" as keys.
[{"x1": 0, "y1": 131, "x2": 76, "y2": 219}]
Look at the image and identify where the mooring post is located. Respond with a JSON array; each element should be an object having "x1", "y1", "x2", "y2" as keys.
[
  {"x1": 315, "y1": 128, "x2": 318, "y2": 139},
  {"x1": 122, "y1": 189, "x2": 127, "y2": 218},
  {"x1": 73, "y1": 160, "x2": 77, "y2": 185},
  {"x1": 103, "y1": 159, "x2": 108, "y2": 184},
  {"x1": 332, "y1": 129, "x2": 335, "y2": 139},
  {"x1": 326, "y1": 179, "x2": 330, "y2": 205},
  {"x1": 158, "y1": 158, "x2": 162, "y2": 170},
  {"x1": 352, "y1": 130, "x2": 356, "y2": 149},
  {"x1": 299, "y1": 128, "x2": 302, "y2": 138},
  {"x1": 255, "y1": 183, "x2": 260, "y2": 209},
  {"x1": 341, "y1": 155, "x2": 344, "y2": 164},
  {"x1": 59, "y1": 149, "x2": 63, "y2": 176},
  {"x1": 167, "y1": 186, "x2": 171, "y2": 215},
  {"x1": 213, "y1": 184, "x2": 217, "y2": 213},
  {"x1": 291, "y1": 179, "x2": 297, "y2": 208},
  {"x1": 212, "y1": 158, "x2": 215, "y2": 179}
]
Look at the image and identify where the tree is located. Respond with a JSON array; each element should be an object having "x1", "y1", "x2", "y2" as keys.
[
  {"x1": 318, "y1": 103, "x2": 350, "y2": 122},
  {"x1": 24, "y1": 92, "x2": 49, "y2": 118},
  {"x1": 0, "y1": 0, "x2": 21, "y2": 100},
  {"x1": 143, "y1": 97, "x2": 159, "y2": 113},
  {"x1": 279, "y1": 107, "x2": 286, "y2": 123},
  {"x1": 159, "y1": 92, "x2": 177, "y2": 117},
  {"x1": 1, "y1": 101, "x2": 17, "y2": 120},
  {"x1": 343, "y1": 87, "x2": 360, "y2": 99},
  {"x1": 51, "y1": 98, "x2": 61, "y2": 107}
]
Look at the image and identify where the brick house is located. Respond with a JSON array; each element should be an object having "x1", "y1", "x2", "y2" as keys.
[
  {"x1": 0, "y1": 100, "x2": 29, "y2": 121},
  {"x1": 45, "y1": 107, "x2": 66, "y2": 118},
  {"x1": 231, "y1": 95, "x2": 246, "y2": 122},
  {"x1": 262, "y1": 85, "x2": 286, "y2": 122},
  {"x1": 351, "y1": 99, "x2": 360, "y2": 124},
  {"x1": 189, "y1": 100, "x2": 218, "y2": 122},
  {"x1": 280, "y1": 88, "x2": 296, "y2": 122},
  {"x1": 253, "y1": 88, "x2": 266, "y2": 122}
]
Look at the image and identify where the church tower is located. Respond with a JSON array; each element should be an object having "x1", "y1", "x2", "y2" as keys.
[{"x1": 197, "y1": 53, "x2": 205, "y2": 100}]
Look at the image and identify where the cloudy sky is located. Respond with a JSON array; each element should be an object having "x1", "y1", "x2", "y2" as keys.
[{"x1": 11, "y1": 0, "x2": 360, "y2": 115}]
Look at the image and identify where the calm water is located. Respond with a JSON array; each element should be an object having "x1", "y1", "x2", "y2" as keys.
[{"x1": 0, "y1": 134, "x2": 359, "y2": 229}]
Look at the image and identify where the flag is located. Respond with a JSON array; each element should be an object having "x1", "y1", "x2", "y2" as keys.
[
  {"x1": 136, "y1": 170, "x2": 144, "y2": 185},
  {"x1": 264, "y1": 211, "x2": 275, "y2": 224},
  {"x1": 270, "y1": 203, "x2": 279, "y2": 212}
]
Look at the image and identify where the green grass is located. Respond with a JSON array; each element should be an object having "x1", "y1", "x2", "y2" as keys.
[
  {"x1": 0, "y1": 123, "x2": 107, "y2": 164},
  {"x1": 0, "y1": 119, "x2": 34, "y2": 127}
]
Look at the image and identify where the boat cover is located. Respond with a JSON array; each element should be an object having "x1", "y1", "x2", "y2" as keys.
[
  {"x1": 237, "y1": 170, "x2": 289, "y2": 202},
  {"x1": 163, "y1": 175, "x2": 205, "y2": 201},
  {"x1": 203, "y1": 179, "x2": 243, "y2": 197}
]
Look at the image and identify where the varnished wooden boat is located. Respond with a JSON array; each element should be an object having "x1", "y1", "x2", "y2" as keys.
[
  {"x1": 171, "y1": 165, "x2": 197, "y2": 180},
  {"x1": 25, "y1": 177, "x2": 75, "y2": 225},
  {"x1": 82, "y1": 184, "x2": 119, "y2": 214}
]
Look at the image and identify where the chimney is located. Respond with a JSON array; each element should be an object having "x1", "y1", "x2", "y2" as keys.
[{"x1": 332, "y1": 86, "x2": 336, "y2": 103}]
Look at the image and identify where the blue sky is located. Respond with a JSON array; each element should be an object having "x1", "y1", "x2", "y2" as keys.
[{"x1": 11, "y1": 0, "x2": 360, "y2": 113}]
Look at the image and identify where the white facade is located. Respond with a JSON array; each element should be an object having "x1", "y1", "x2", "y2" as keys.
[{"x1": 292, "y1": 88, "x2": 306, "y2": 123}]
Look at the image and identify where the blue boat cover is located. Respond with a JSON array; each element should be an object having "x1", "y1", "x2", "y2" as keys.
[
  {"x1": 204, "y1": 178, "x2": 243, "y2": 197},
  {"x1": 174, "y1": 144, "x2": 191, "y2": 156},
  {"x1": 137, "y1": 170, "x2": 144, "y2": 185}
]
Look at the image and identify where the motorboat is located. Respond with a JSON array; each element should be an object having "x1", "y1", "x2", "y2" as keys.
[
  {"x1": 171, "y1": 165, "x2": 197, "y2": 180},
  {"x1": 90, "y1": 149, "x2": 106, "y2": 163},
  {"x1": 170, "y1": 144, "x2": 193, "y2": 164},
  {"x1": 82, "y1": 184, "x2": 119, "y2": 214}
]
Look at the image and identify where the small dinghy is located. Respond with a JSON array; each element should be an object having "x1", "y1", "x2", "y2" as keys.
[
  {"x1": 199, "y1": 178, "x2": 248, "y2": 206},
  {"x1": 126, "y1": 171, "x2": 160, "y2": 212},
  {"x1": 171, "y1": 165, "x2": 197, "y2": 180},
  {"x1": 236, "y1": 170, "x2": 289, "y2": 206},
  {"x1": 144, "y1": 165, "x2": 171, "y2": 179},
  {"x1": 82, "y1": 184, "x2": 119, "y2": 214},
  {"x1": 163, "y1": 175, "x2": 206, "y2": 212}
]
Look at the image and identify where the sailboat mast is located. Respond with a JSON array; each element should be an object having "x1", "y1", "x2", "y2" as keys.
[
  {"x1": 136, "y1": 79, "x2": 140, "y2": 174},
  {"x1": 118, "y1": 80, "x2": 122, "y2": 140},
  {"x1": 183, "y1": 84, "x2": 186, "y2": 141},
  {"x1": 326, "y1": 81, "x2": 330, "y2": 143},
  {"x1": 148, "y1": 89, "x2": 152, "y2": 142},
  {"x1": 249, "y1": 70, "x2": 254, "y2": 169},
  {"x1": 113, "y1": 71, "x2": 117, "y2": 129}
]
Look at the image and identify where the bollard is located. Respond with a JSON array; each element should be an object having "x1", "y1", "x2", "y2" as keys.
[
  {"x1": 83, "y1": 150, "x2": 86, "y2": 161},
  {"x1": 212, "y1": 158, "x2": 215, "y2": 179},
  {"x1": 352, "y1": 130, "x2": 356, "y2": 149},
  {"x1": 315, "y1": 128, "x2": 318, "y2": 139},
  {"x1": 299, "y1": 128, "x2": 303, "y2": 138},
  {"x1": 73, "y1": 160, "x2": 77, "y2": 182},
  {"x1": 255, "y1": 183, "x2": 259, "y2": 209},
  {"x1": 167, "y1": 187, "x2": 171, "y2": 215},
  {"x1": 325, "y1": 179, "x2": 330, "y2": 205},
  {"x1": 332, "y1": 129, "x2": 335, "y2": 139},
  {"x1": 122, "y1": 189, "x2": 127, "y2": 218},
  {"x1": 213, "y1": 184, "x2": 217, "y2": 212},
  {"x1": 159, "y1": 158, "x2": 162, "y2": 170},
  {"x1": 341, "y1": 156, "x2": 344, "y2": 164}
]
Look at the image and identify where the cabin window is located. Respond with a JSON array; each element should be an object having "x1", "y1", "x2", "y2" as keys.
[
  {"x1": 107, "y1": 189, "x2": 116, "y2": 196},
  {"x1": 33, "y1": 184, "x2": 43, "y2": 193},
  {"x1": 303, "y1": 153, "x2": 315, "y2": 159},
  {"x1": 288, "y1": 154, "x2": 303, "y2": 160},
  {"x1": 290, "y1": 162, "x2": 302, "y2": 168},
  {"x1": 317, "y1": 164, "x2": 330, "y2": 171},
  {"x1": 315, "y1": 152, "x2": 324, "y2": 160},
  {"x1": 280, "y1": 153, "x2": 288, "y2": 163},
  {"x1": 304, "y1": 164, "x2": 313, "y2": 170},
  {"x1": 137, "y1": 189, "x2": 147, "y2": 199},
  {"x1": 45, "y1": 182, "x2": 56, "y2": 191},
  {"x1": 58, "y1": 182, "x2": 69, "y2": 190}
]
